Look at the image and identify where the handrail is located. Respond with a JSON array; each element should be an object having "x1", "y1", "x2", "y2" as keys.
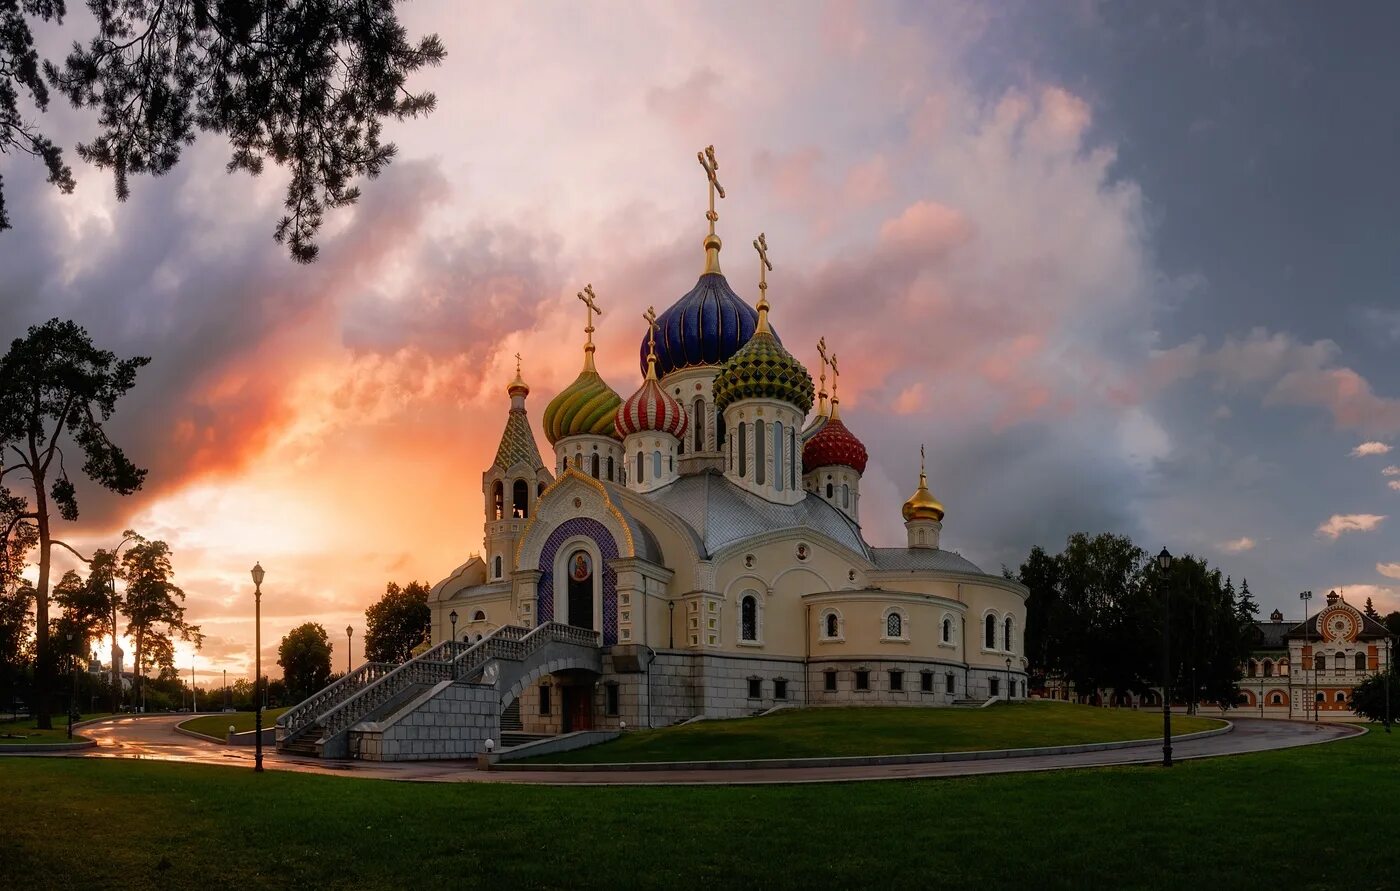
[{"x1": 278, "y1": 660, "x2": 395, "y2": 736}]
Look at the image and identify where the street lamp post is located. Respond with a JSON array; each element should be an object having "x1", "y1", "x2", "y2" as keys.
[
  {"x1": 1299, "y1": 590, "x2": 1313, "y2": 723},
  {"x1": 1005, "y1": 657, "x2": 1012, "y2": 701},
  {"x1": 66, "y1": 632, "x2": 75, "y2": 740},
  {"x1": 108, "y1": 533, "x2": 137, "y2": 714},
  {"x1": 1385, "y1": 636, "x2": 1392, "y2": 734},
  {"x1": 449, "y1": 610, "x2": 458, "y2": 644},
  {"x1": 346, "y1": 625, "x2": 354, "y2": 673},
  {"x1": 668, "y1": 600, "x2": 675, "y2": 649},
  {"x1": 251, "y1": 562, "x2": 265, "y2": 773},
  {"x1": 1157, "y1": 548, "x2": 1173, "y2": 768}
]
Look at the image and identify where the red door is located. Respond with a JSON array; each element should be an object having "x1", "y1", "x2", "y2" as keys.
[{"x1": 562, "y1": 686, "x2": 593, "y2": 732}]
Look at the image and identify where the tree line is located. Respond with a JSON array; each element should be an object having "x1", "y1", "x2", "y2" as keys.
[{"x1": 1017, "y1": 532, "x2": 1258, "y2": 711}]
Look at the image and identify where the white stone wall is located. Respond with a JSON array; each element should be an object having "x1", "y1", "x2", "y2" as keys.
[{"x1": 354, "y1": 682, "x2": 497, "y2": 761}]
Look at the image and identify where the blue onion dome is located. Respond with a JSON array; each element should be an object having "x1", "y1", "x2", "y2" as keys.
[
  {"x1": 640, "y1": 273, "x2": 781, "y2": 377},
  {"x1": 712, "y1": 302, "x2": 813, "y2": 415}
]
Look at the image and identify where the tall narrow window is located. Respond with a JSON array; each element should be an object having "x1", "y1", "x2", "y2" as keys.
[
  {"x1": 653, "y1": 450, "x2": 662, "y2": 479},
  {"x1": 889, "y1": 669, "x2": 903, "y2": 691},
  {"x1": 773, "y1": 421, "x2": 784, "y2": 491},
  {"x1": 539, "y1": 685, "x2": 551, "y2": 715},
  {"x1": 825, "y1": 612, "x2": 839, "y2": 638},
  {"x1": 886, "y1": 611, "x2": 903, "y2": 639},
  {"x1": 985, "y1": 614, "x2": 996, "y2": 649},
  {"x1": 607, "y1": 456, "x2": 614, "y2": 481},
  {"x1": 789, "y1": 428, "x2": 796, "y2": 490},
  {"x1": 841, "y1": 483, "x2": 849, "y2": 508},
  {"x1": 492, "y1": 481, "x2": 504, "y2": 520},
  {"x1": 493, "y1": 555, "x2": 502, "y2": 579},
  {"x1": 741, "y1": 594, "x2": 758, "y2": 642},
  {"x1": 942, "y1": 617, "x2": 951, "y2": 643},
  {"x1": 738, "y1": 423, "x2": 748, "y2": 477},
  {"x1": 826, "y1": 482, "x2": 834, "y2": 499},
  {"x1": 755, "y1": 420, "x2": 766, "y2": 485},
  {"x1": 945, "y1": 673, "x2": 955, "y2": 694},
  {"x1": 1004, "y1": 616, "x2": 1013, "y2": 652},
  {"x1": 591, "y1": 453, "x2": 600, "y2": 479},
  {"x1": 1356, "y1": 652, "x2": 1367, "y2": 671},
  {"x1": 693, "y1": 398, "x2": 705, "y2": 452},
  {"x1": 716, "y1": 413, "x2": 726, "y2": 449},
  {"x1": 635, "y1": 451, "x2": 644, "y2": 484},
  {"x1": 513, "y1": 479, "x2": 529, "y2": 518},
  {"x1": 824, "y1": 669, "x2": 838, "y2": 691}
]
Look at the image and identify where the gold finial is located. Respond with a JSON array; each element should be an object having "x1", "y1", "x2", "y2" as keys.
[
  {"x1": 829, "y1": 352, "x2": 841, "y2": 420},
  {"x1": 753, "y1": 232, "x2": 772, "y2": 334},
  {"x1": 508, "y1": 352, "x2": 529, "y2": 398},
  {"x1": 642, "y1": 305, "x2": 659, "y2": 380},
  {"x1": 816, "y1": 337, "x2": 829, "y2": 417},
  {"x1": 698, "y1": 145, "x2": 725, "y2": 274},
  {"x1": 577, "y1": 284, "x2": 602, "y2": 371},
  {"x1": 903, "y1": 443, "x2": 945, "y2": 522}
]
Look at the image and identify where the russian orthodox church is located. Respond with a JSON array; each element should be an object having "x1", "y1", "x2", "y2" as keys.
[
  {"x1": 424, "y1": 148, "x2": 1029, "y2": 736},
  {"x1": 277, "y1": 147, "x2": 1029, "y2": 760}
]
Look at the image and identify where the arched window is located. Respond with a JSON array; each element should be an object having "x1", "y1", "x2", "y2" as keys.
[
  {"x1": 512, "y1": 479, "x2": 529, "y2": 518},
  {"x1": 693, "y1": 398, "x2": 705, "y2": 452},
  {"x1": 492, "y1": 480, "x2": 504, "y2": 520},
  {"x1": 826, "y1": 482, "x2": 834, "y2": 499},
  {"x1": 573, "y1": 454, "x2": 583, "y2": 470},
  {"x1": 472, "y1": 610, "x2": 486, "y2": 622},
  {"x1": 755, "y1": 420, "x2": 766, "y2": 485},
  {"x1": 1336, "y1": 691, "x2": 1346, "y2": 702},
  {"x1": 825, "y1": 612, "x2": 839, "y2": 639},
  {"x1": 1316, "y1": 692, "x2": 1324, "y2": 703},
  {"x1": 738, "y1": 423, "x2": 748, "y2": 477},
  {"x1": 1248, "y1": 660, "x2": 1257, "y2": 678},
  {"x1": 1356, "y1": 652, "x2": 1367, "y2": 671},
  {"x1": 590, "y1": 453, "x2": 600, "y2": 479},
  {"x1": 985, "y1": 614, "x2": 996, "y2": 649},
  {"x1": 716, "y1": 412, "x2": 726, "y2": 448},
  {"x1": 773, "y1": 421, "x2": 784, "y2": 491},
  {"x1": 493, "y1": 555, "x2": 502, "y2": 579},
  {"x1": 789, "y1": 427, "x2": 797, "y2": 490},
  {"x1": 1270, "y1": 693, "x2": 1283, "y2": 705},
  {"x1": 841, "y1": 483, "x2": 849, "y2": 508},
  {"x1": 886, "y1": 610, "x2": 903, "y2": 639},
  {"x1": 606, "y1": 456, "x2": 614, "y2": 481},
  {"x1": 653, "y1": 450, "x2": 662, "y2": 479},
  {"x1": 635, "y1": 450, "x2": 645, "y2": 484},
  {"x1": 942, "y1": 617, "x2": 952, "y2": 643},
  {"x1": 740, "y1": 594, "x2": 758, "y2": 642},
  {"x1": 1004, "y1": 616, "x2": 1014, "y2": 652},
  {"x1": 1262, "y1": 659, "x2": 1273, "y2": 677}
]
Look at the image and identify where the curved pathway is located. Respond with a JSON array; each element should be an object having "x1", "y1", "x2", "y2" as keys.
[{"x1": 31, "y1": 713, "x2": 1361, "y2": 786}]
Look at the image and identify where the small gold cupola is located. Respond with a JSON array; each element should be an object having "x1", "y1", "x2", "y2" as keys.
[{"x1": 903, "y1": 445, "x2": 945, "y2": 549}]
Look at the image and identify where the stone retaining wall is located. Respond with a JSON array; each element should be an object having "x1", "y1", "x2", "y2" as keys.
[{"x1": 353, "y1": 681, "x2": 497, "y2": 761}]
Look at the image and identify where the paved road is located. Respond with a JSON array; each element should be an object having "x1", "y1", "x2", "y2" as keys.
[{"x1": 29, "y1": 714, "x2": 1361, "y2": 786}]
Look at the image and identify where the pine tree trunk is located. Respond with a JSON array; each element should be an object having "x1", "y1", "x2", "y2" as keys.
[{"x1": 31, "y1": 454, "x2": 52, "y2": 731}]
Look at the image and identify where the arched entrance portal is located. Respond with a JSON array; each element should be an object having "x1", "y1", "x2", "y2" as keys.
[{"x1": 566, "y1": 549, "x2": 594, "y2": 630}]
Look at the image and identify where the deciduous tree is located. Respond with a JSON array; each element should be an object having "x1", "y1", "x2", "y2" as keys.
[
  {"x1": 2, "y1": 0, "x2": 444, "y2": 262},
  {"x1": 0, "y1": 319, "x2": 148, "y2": 728},
  {"x1": 363, "y1": 581, "x2": 430, "y2": 663},
  {"x1": 121, "y1": 534, "x2": 200, "y2": 708},
  {"x1": 278, "y1": 622, "x2": 332, "y2": 703}
]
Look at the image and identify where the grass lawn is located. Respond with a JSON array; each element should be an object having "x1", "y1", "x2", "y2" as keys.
[
  {"x1": 0, "y1": 726, "x2": 1395, "y2": 889},
  {"x1": 529, "y1": 702, "x2": 1224, "y2": 763},
  {"x1": 0, "y1": 713, "x2": 112, "y2": 745},
  {"x1": 178, "y1": 708, "x2": 289, "y2": 740}
]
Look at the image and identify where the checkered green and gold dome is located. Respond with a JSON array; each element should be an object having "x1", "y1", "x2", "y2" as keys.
[{"x1": 712, "y1": 321, "x2": 813, "y2": 415}]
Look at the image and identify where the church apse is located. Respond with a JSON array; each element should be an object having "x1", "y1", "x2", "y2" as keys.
[{"x1": 536, "y1": 517, "x2": 620, "y2": 645}]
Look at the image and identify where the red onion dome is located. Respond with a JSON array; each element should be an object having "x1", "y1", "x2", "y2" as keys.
[
  {"x1": 615, "y1": 373, "x2": 688, "y2": 440},
  {"x1": 802, "y1": 415, "x2": 867, "y2": 474}
]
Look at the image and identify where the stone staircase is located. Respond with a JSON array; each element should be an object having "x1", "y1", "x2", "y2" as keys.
[
  {"x1": 953, "y1": 697, "x2": 994, "y2": 708},
  {"x1": 276, "y1": 622, "x2": 601, "y2": 759}
]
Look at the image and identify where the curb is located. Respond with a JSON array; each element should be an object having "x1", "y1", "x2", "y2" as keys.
[
  {"x1": 498, "y1": 722, "x2": 1234, "y2": 772},
  {"x1": 0, "y1": 739, "x2": 97, "y2": 753}
]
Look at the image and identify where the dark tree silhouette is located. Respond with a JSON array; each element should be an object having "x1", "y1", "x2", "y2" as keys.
[
  {"x1": 278, "y1": 622, "x2": 332, "y2": 702},
  {"x1": 2, "y1": 0, "x2": 444, "y2": 261},
  {"x1": 121, "y1": 533, "x2": 200, "y2": 708},
  {"x1": 0, "y1": 319, "x2": 148, "y2": 728},
  {"x1": 363, "y1": 580, "x2": 430, "y2": 663}
]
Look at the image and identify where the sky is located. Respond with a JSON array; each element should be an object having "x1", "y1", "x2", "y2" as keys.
[{"x1": 3, "y1": 0, "x2": 1399, "y2": 684}]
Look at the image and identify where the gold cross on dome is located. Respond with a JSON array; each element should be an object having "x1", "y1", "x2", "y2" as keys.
[
  {"x1": 830, "y1": 353, "x2": 840, "y2": 396},
  {"x1": 514, "y1": 352, "x2": 522, "y2": 374},
  {"x1": 578, "y1": 283, "x2": 602, "y2": 345},
  {"x1": 698, "y1": 145, "x2": 725, "y2": 232},
  {"x1": 753, "y1": 232, "x2": 772, "y2": 287},
  {"x1": 642, "y1": 305, "x2": 658, "y2": 354},
  {"x1": 816, "y1": 337, "x2": 829, "y2": 415}
]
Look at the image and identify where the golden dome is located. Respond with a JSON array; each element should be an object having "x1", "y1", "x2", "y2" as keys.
[{"x1": 902, "y1": 449, "x2": 945, "y2": 522}]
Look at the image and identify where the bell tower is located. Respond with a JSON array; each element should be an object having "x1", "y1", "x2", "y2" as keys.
[{"x1": 483, "y1": 356, "x2": 551, "y2": 583}]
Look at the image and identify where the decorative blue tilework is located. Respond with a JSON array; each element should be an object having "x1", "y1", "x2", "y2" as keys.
[{"x1": 536, "y1": 517, "x2": 619, "y2": 645}]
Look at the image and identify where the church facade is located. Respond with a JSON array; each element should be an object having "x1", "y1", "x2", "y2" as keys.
[{"x1": 424, "y1": 150, "x2": 1029, "y2": 735}]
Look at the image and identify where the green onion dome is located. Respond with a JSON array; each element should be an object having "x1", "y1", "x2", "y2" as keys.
[
  {"x1": 712, "y1": 320, "x2": 814, "y2": 415},
  {"x1": 543, "y1": 363, "x2": 623, "y2": 445}
]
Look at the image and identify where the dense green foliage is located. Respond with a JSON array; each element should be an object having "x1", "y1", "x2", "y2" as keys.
[
  {"x1": 2, "y1": 0, "x2": 444, "y2": 261},
  {"x1": 1350, "y1": 668, "x2": 1399, "y2": 729},
  {"x1": 277, "y1": 623, "x2": 331, "y2": 703},
  {"x1": 527, "y1": 703, "x2": 1222, "y2": 764},
  {"x1": 0, "y1": 728, "x2": 1394, "y2": 889},
  {"x1": 363, "y1": 580, "x2": 430, "y2": 663},
  {"x1": 1020, "y1": 533, "x2": 1254, "y2": 708},
  {"x1": 0, "y1": 319, "x2": 149, "y2": 728}
]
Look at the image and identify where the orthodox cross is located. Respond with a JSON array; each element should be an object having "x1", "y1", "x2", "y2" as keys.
[
  {"x1": 698, "y1": 145, "x2": 725, "y2": 235},
  {"x1": 578, "y1": 283, "x2": 602, "y2": 349},
  {"x1": 816, "y1": 336, "x2": 829, "y2": 415},
  {"x1": 753, "y1": 232, "x2": 772, "y2": 298},
  {"x1": 830, "y1": 353, "x2": 840, "y2": 399},
  {"x1": 514, "y1": 352, "x2": 522, "y2": 375},
  {"x1": 642, "y1": 305, "x2": 659, "y2": 365}
]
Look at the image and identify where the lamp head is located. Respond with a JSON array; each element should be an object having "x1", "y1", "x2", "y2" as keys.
[
  {"x1": 450, "y1": 610, "x2": 458, "y2": 624},
  {"x1": 250, "y1": 562, "x2": 265, "y2": 588},
  {"x1": 346, "y1": 625, "x2": 353, "y2": 637},
  {"x1": 1156, "y1": 548, "x2": 1173, "y2": 572}
]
